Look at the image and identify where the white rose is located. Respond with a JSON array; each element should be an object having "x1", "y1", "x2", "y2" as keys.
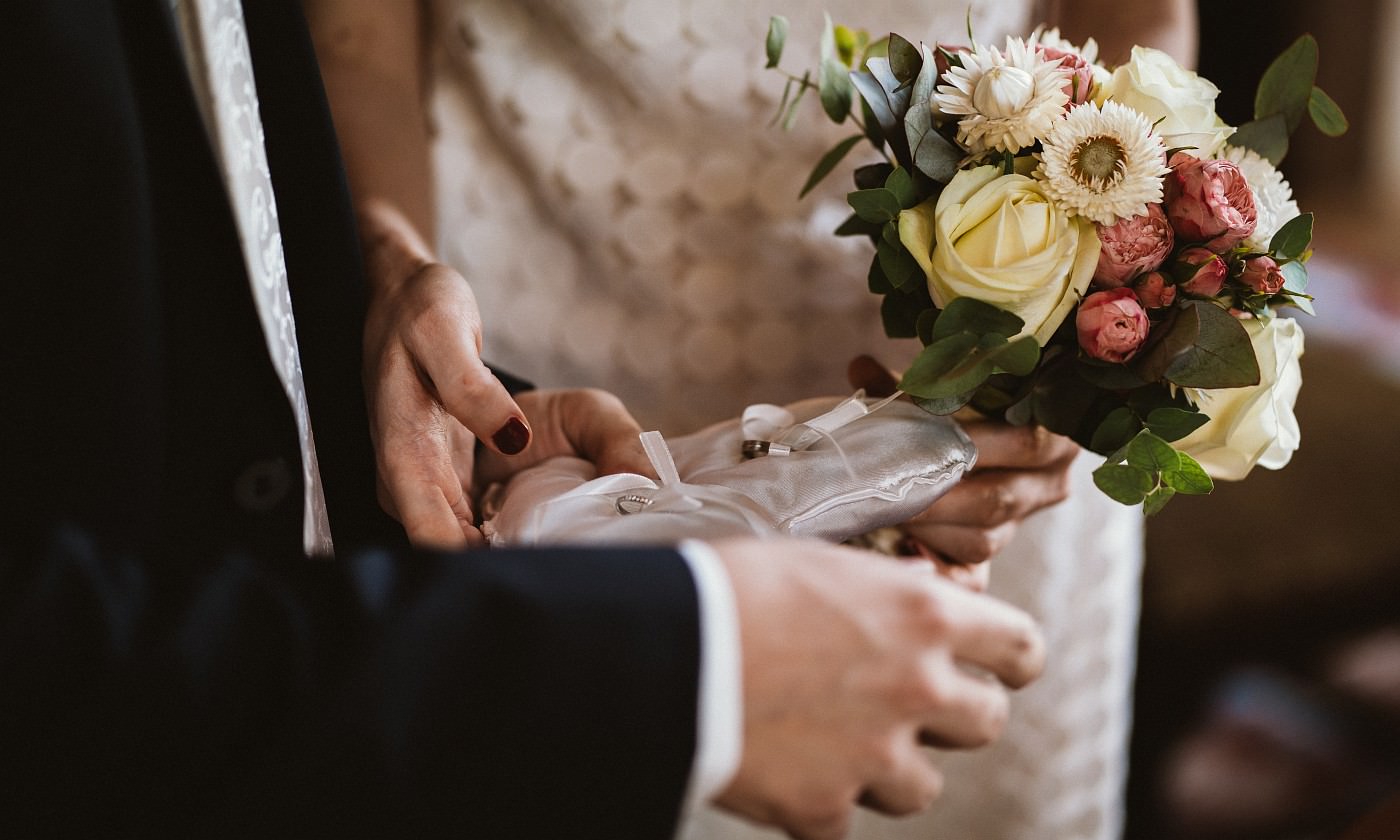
[
  {"x1": 898, "y1": 164, "x2": 1099, "y2": 345},
  {"x1": 1178, "y1": 317, "x2": 1304, "y2": 480},
  {"x1": 1098, "y1": 46, "x2": 1234, "y2": 157}
]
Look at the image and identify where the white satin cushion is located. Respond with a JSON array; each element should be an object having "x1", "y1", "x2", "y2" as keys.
[{"x1": 482, "y1": 396, "x2": 977, "y2": 547}]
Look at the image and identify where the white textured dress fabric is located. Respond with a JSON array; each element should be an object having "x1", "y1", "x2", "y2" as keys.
[{"x1": 427, "y1": 2, "x2": 1143, "y2": 838}]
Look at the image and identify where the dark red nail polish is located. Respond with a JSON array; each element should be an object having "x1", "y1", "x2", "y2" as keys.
[{"x1": 492, "y1": 417, "x2": 530, "y2": 455}]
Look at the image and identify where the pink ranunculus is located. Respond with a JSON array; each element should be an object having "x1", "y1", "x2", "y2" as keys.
[
  {"x1": 1163, "y1": 151, "x2": 1257, "y2": 252},
  {"x1": 1174, "y1": 246, "x2": 1227, "y2": 297},
  {"x1": 1134, "y1": 271, "x2": 1177, "y2": 309},
  {"x1": 1077, "y1": 288, "x2": 1151, "y2": 363},
  {"x1": 1037, "y1": 44, "x2": 1095, "y2": 106},
  {"x1": 1240, "y1": 255, "x2": 1286, "y2": 295},
  {"x1": 1094, "y1": 204, "x2": 1175, "y2": 288}
]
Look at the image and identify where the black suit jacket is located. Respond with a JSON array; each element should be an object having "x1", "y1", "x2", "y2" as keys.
[{"x1": 0, "y1": 2, "x2": 701, "y2": 836}]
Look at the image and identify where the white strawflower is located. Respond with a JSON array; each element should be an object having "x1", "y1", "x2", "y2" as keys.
[
  {"x1": 1036, "y1": 99, "x2": 1170, "y2": 225},
  {"x1": 1223, "y1": 145, "x2": 1301, "y2": 252},
  {"x1": 1028, "y1": 25, "x2": 1101, "y2": 66},
  {"x1": 936, "y1": 37, "x2": 1070, "y2": 154}
]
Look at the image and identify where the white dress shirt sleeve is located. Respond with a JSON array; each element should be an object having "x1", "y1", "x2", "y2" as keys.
[{"x1": 676, "y1": 539, "x2": 744, "y2": 819}]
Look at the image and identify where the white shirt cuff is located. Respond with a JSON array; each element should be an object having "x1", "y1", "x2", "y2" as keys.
[{"x1": 676, "y1": 539, "x2": 743, "y2": 816}]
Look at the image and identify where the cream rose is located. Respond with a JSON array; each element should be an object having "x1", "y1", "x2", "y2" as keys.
[
  {"x1": 1097, "y1": 47, "x2": 1234, "y2": 157},
  {"x1": 899, "y1": 164, "x2": 1099, "y2": 344},
  {"x1": 1177, "y1": 317, "x2": 1304, "y2": 481}
]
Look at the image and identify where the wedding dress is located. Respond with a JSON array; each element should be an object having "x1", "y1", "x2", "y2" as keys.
[{"x1": 426, "y1": 2, "x2": 1143, "y2": 838}]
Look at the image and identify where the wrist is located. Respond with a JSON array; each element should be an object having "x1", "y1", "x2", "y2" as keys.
[{"x1": 357, "y1": 198, "x2": 437, "y2": 297}]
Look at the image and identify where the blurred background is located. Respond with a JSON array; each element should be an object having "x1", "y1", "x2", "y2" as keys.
[{"x1": 1126, "y1": 0, "x2": 1400, "y2": 837}]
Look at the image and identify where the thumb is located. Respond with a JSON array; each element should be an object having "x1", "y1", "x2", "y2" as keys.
[{"x1": 414, "y1": 339, "x2": 531, "y2": 456}]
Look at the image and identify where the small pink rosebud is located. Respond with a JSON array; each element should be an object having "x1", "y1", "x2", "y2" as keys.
[
  {"x1": 1134, "y1": 271, "x2": 1177, "y2": 309},
  {"x1": 1174, "y1": 246, "x2": 1228, "y2": 297},
  {"x1": 1094, "y1": 204, "x2": 1175, "y2": 288},
  {"x1": 1240, "y1": 255, "x2": 1286, "y2": 295},
  {"x1": 1036, "y1": 44, "x2": 1095, "y2": 106},
  {"x1": 1077, "y1": 287, "x2": 1151, "y2": 363},
  {"x1": 1163, "y1": 151, "x2": 1257, "y2": 252}
]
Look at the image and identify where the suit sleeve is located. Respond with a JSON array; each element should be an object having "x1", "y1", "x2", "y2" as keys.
[{"x1": 0, "y1": 528, "x2": 701, "y2": 839}]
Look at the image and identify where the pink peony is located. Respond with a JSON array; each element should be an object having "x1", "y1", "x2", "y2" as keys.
[
  {"x1": 1094, "y1": 204, "x2": 1175, "y2": 288},
  {"x1": 1134, "y1": 271, "x2": 1177, "y2": 309},
  {"x1": 1077, "y1": 288, "x2": 1151, "y2": 363},
  {"x1": 1240, "y1": 255, "x2": 1286, "y2": 295},
  {"x1": 1163, "y1": 151, "x2": 1257, "y2": 252},
  {"x1": 1174, "y1": 246, "x2": 1227, "y2": 297},
  {"x1": 1037, "y1": 44, "x2": 1095, "y2": 106}
]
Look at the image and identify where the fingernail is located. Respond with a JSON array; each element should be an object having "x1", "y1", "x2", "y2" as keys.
[{"x1": 492, "y1": 417, "x2": 530, "y2": 455}]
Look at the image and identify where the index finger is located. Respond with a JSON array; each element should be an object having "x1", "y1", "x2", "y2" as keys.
[
  {"x1": 960, "y1": 421, "x2": 1079, "y2": 470},
  {"x1": 929, "y1": 581, "x2": 1045, "y2": 689}
]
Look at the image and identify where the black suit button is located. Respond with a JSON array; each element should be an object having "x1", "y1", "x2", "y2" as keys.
[{"x1": 233, "y1": 457, "x2": 293, "y2": 513}]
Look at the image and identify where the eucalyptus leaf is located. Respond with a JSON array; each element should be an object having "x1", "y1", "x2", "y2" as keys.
[
  {"x1": 1093, "y1": 463, "x2": 1155, "y2": 506},
  {"x1": 820, "y1": 58, "x2": 853, "y2": 123},
  {"x1": 929, "y1": 296, "x2": 1025, "y2": 340},
  {"x1": 1308, "y1": 86, "x2": 1349, "y2": 136},
  {"x1": 913, "y1": 391, "x2": 979, "y2": 415},
  {"x1": 836, "y1": 213, "x2": 883, "y2": 239},
  {"x1": 860, "y1": 97, "x2": 886, "y2": 150},
  {"x1": 1281, "y1": 259, "x2": 1308, "y2": 294},
  {"x1": 847, "y1": 187, "x2": 902, "y2": 223},
  {"x1": 1230, "y1": 115, "x2": 1290, "y2": 166},
  {"x1": 876, "y1": 237, "x2": 918, "y2": 290},
  {"x1": 916, "y1": 308, "x2": 939, "y2": 345},
  {"x1": 765, "y1": 16, "x2": 788, "y2": 69},
  {"x1": 1145, "y1": 407, "x2": 1209, "y2": 442},
  {"x1": 866, "y1": 57, "x2": 911, "y2": 118},
  {"x1": 1127, "y1": 431, "x2": 1182, "y2": 473},
  {"x1": 914, "y1": 130, "x2": 962, "y2": 183},
  {"x1": 1076, "y1": 359, "x2": 1148, "y2": 390},
  {"x1": 867, "y1": 253, "x2": 893, "y2": 293},
  {"x1": 1164, "y1": 302, "x2": 1261, "y2": 388},
  {"x1": 1283, "y1": 293, "x2": 1316, "y2": 316},
  {"x1": 881, "y1": 293, "x2": 923, "y2": 338},
  {"x1": 1143, "y1": 486, "x2": 1177, "y2": 516},
  {"x1": 899, "y1": 332, "x2": 980, "y2": 391},
  {"x1": 1164, "y1": 453, "x2": 1214, "y2": 495},
  {"x1": 850, "y1": 71, "x2": 896, "y2": 136},
  {"x1": 1089, "y1": 407, "x2": 1142, "y2": 453},
  {"x1": 904, "y1": 44, "x2": 957, "y2": 181},
  {"x1": 800, "y1": 135, "x2": 865, "y2": 199},
  {"x1": 854, "y1": 163, "x2": 896, "y2": 190},
  {"x1": 1255, "y1": 34, "x2": 1318, "y2": 132},
  {"x1": 884, "y1": 166, "x2": 919, "y2": 208},
  {"x1": 889, "y1": 33, "x2": 922, "y2": 83},
  {"x1": 1270, "y1": 212, "x2": 1314, "y2": 260}
]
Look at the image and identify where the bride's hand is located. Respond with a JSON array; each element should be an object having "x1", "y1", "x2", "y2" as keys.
[
  {"x1": 849, "y1": 355, "x2": 1078, "y2": 568},
  {"x1": 360, "y1": 202, "x2": 530, "y2": 550}
]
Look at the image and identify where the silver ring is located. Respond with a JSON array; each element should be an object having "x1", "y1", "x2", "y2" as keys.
[
  {"x1": 614, "y1": 493, "x2": 654, "y2": 515},
  {"x1": 741, "y1": 439, "x2": 791, "y2": 459}
]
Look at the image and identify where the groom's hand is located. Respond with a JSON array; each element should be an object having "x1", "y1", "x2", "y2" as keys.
[{"x1": 713, "y1": 539, "x2": 1044, "y2": 840}]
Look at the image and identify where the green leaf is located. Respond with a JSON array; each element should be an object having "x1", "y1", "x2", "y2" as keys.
[
  {"x1": 1269, "y1": 212, "x2": 1314, "y2": 260},
  {"x1": 913, "y1": 391, "x2": 979, "y2": 415},
  {"x1": 1280, "y1": 259, "x2": 1308, "y2": 294},
  {"x1": 881, "y1": 293, "x2": 923, "y2": 338},
  {"x1": 1230, "y1": 115, "x2": 1290, "y2": 166},
  {"x1": 1143, "y1": 486, "x2": 1177, "y2": 516},
  {"x1": 1163, "y1": 453, "x2": 1214, "y2": 495},
  {"x1": 1255, "y1": 34, "x2": 1318, "y2": 132},
  {"x1": 1093, "y1": 463, "x2": 1155, "y2": 506},
  {"x1": 847, "y1": 188, "x2": 901, "y2": 223},
  {"x1": 854, "y1": 162, "x2": 895, "y2": 190},
  {"x1": 904, "y1": 44, "x2": 959, "y2": 182},
  {"x1": 899, "y1": 332, "x2": 980, "y2": 390},
  {"x1": 1284, "y1": 293, "x2": 1316, "y2": 317},
  {"x1": 1076, "y1": 359, "x2": 1149, "y2": 390},
  {"x1": 836, "y1": 213, "x2": 883, "y2": 239},
  {"x1": 780, "y1": 71, "x2": 811, "y2": 130},
  {"x1": 860, "y1": 97, "x2": 886, "y2": 149},
  {"x1": 1090, "y1": 407, "x2": 1142, "y2": 453},
  {"x1": 867, "y1": 253, "x2": 893, "y2": 293},
  {"x1": 1136, "y1": 302, "x2": 1260, "y2": 389},
  {"x1": 765, "y1": 16, "x2": 788, "y2": 69},
  {"x1": 820, "y1": 58, "x2": 853, "y2": 123},
  {"x1": 884, "y1": 166, "x2": 919, "y2": 208},
  {"x1": 888, "y1": 33, "x2": 922, "y2": 83},
  {"x1": 1145, "y1": 407, "x2": 1209, "y2": 442},
  {"x1": 800, "y1": 134, "x2": 865, "y2": 198},
  {"x1": 834, "y1": 24, "x2": 858, "y2": 66},
  {"x1": 930, "y1": 297, "x2": 1025, "y2": 341},
  {"x1": 850, "y1": 71, "x2": 896, "y2": 136},
  {"x1": 769, "y1": 77, "x2": 793, "y2": 127},
  {"x1": 876, "y1": 237, "x2": 919, "y2": 290},
  {"x1": 916, "y1": 308, "x2": 938, "y2": 345},
  {"x1": 1127, "y1": 431, "x2": 1181, "y2": 473},
  {"x1": 1308, "y1": 86, "x2": 1349, "y2": 136},
  {"x1": 912, "y1": 124, "x2": 961, "y2": 183}
]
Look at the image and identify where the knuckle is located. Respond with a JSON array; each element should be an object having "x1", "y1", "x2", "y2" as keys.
[
  {"x1": 786, "y1": 793, "x2": 852, "y2": 840},
  {"x1": 1003, "y1": 616, "x2": 1047, "y2": 687},
  {"x1": 973, "y1": 690, "x2": 1011, "y2": 744}
]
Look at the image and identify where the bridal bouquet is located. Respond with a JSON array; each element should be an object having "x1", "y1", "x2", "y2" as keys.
[{"x1": 764, "y1": 17, "x2": 1346, "y2": 513}]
